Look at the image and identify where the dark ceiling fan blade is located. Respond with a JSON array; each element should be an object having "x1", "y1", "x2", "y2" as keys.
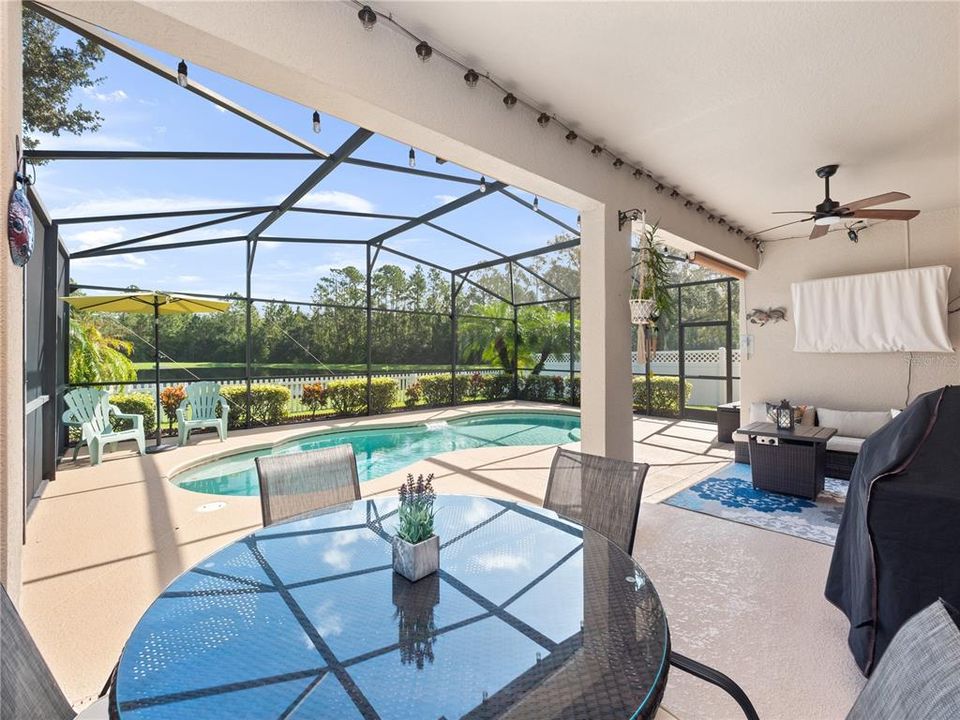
[
  {"x1": 771, "y1": 211, "x2": 817, "y2": 215},
  {"x1": 809, "y1": 224, "x2": 829, "y2": 240},
  {"x1": 753, "y1": 217, "x2": 814, "y2": 235},
  {"x1": 851, "y1": 209, "x2": 920, "y2": 220},
  {"x1": 838, "y1": 192, "x2": 910, "y2": 212}
]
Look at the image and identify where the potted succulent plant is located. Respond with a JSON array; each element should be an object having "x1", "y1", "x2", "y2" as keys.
[{"x1": 392, "y1": 473, "x2": 439, "y2": 582}]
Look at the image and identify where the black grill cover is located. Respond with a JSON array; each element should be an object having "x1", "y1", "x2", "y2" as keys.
[{"x1": 825, "y1": 385, "x2": 960, "y2": 675}]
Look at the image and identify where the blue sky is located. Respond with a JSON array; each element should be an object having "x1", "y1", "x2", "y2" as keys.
[{"x1": 35, "y1": 25, "x2": 579, "y2": 303}]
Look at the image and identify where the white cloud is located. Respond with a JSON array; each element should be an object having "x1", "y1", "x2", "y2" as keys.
[
  {"x1": 177, "y1": 275, "x2": 202, "y2": 284},
  {"x1": 214, "y1": 105, "x2": 228, "y2": 113},
  {"x1": 52, "y1": 194, "x2": 249, "y2": 218},
  {"x1": 290, "y1": 191, "x2": 374, "y2": 214},
  {"x1": 83, "y1": 88, "x2": 128, "y2": 103},
  {"x1": 434, "y1": 194, "x2": 458, "y2": 204},
  {"x1": 34, "y1": 133, "x2": 143, "y2": 150},
  {"x1": 62, "y1": 226, "x2": 126, "y2": 251},
  {"x1": 72, "y1": 254, "x2": 146, "y2": 270}
]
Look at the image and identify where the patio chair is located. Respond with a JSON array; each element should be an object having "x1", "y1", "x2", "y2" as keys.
[
  {"x1": 62, "y1": 387, "x2": 146, "y2": 466},
  {"x1": 846, "y1": 598, "x2": 960, "y2": 720},
  {"x1": 1, "y1": 584, "x2": 109, "y2": 719},
  {"x1": 544, "y1": 448, "x2": 760, "y2": 720},
  {"x1": 176, "y1": 381, "x2": 229, "y2": 446},
  {"x1": 255, "y1": 444, "x2": 360, "y2": 527}
]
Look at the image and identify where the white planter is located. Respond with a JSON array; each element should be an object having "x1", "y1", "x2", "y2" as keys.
[
  {"x1": 392, "y1": 534, "x2": 440, "y2": 582},
  {"x1": 630, "y1": 298, "x2": 656, "y2": 325}
]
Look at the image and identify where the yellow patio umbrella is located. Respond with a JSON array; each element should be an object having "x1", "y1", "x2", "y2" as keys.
[{"x1": 62, "y1": 292, "x2": 230, "y2": 453}]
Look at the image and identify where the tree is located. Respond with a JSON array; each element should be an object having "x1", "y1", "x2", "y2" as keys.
[
  {"x1": 68, "y1": 312, "x2": 137, "y2": 383},
  {"x1": 22, "y1": 8, "x2": 104, "y2": 151}
]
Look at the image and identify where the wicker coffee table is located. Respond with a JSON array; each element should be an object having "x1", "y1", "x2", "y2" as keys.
[{"x1": 739, "y1": 421, "x2": 837, "y2": 499}]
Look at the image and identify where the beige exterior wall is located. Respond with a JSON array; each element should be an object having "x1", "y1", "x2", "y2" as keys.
[
  {"x1": 741, "y1": 207, "x2": 960, "y2": 415},
  {"x1": 0, "y1": 0, "x2": 24, "y2": 600}
]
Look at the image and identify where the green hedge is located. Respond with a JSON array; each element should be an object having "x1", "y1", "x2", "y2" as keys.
[
  {"x1": 567, "y1": 377, "x2": 580, "y2": 406},
  {"x1": 631, "y1": 375, "x2": 692, "y2": 417},
  {"x1": 220, "y1": 385, "x2": 290, "y2": 429},
  {"x1": 520, "y1": 374, "x2": 566, "y2": 402},
  {"x1": 109, "y1": 392, "x2": 156, "y2": 434},
  {"x1": 418, "y1": 374, "x2": 469, "y2": 406},
  {"x1": 325, "y1": 378, "x2": 399, "y2": 416},
  {"x1": 480, "y1": 374, "x2": 514, "y2": 401}
]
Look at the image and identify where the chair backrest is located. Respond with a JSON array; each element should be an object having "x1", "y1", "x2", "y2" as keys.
[
  {"x1": 0, "y1": 584, "x2": 75, "y2": 720},
  {"x1": 846, "y1": 598, "x2": 960, "y2": 719},
  {"x1": 64, "y1": 387, "x2": 111, "y2": 437},
  {"x1": 255, "y1": 445, "x2": 361, "y2": 526},
  {"x1": 185, "y1": 382, "x2": 223, "y2": 420},
  {"x1": 544, "y1": 447, "x2": 649, "y2": 554}
]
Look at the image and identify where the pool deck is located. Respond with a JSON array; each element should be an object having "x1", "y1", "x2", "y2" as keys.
[{"x1": 20, "y1": 401, "x2": 864, "y2": 718}]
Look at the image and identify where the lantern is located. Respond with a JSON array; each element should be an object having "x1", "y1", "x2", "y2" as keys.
[{"x1": 775, "y1": 399, "x2": 795, "y2": 432}]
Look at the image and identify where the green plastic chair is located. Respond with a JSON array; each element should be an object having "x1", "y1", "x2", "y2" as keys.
[
  {"x1": 62, "y1": 387, "x2": 146, "y2": 466},
  {"x1": 177, "y1": 382, "x2": 229, "y2": 446}
]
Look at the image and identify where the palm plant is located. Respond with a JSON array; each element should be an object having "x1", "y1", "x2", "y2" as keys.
[
  {"x1": 630, "y1": 220, "x2": 674, "y2": 322},
  {"x1": 68, "y1": 312, "x2": 137, "y2": 384}
]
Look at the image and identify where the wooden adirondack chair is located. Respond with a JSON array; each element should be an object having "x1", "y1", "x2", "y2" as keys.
[
  {"x1": 177, "y1": 382, "x2": 229, "y2": 445},
  {"x1": 62, "y1": 387, "x2": 146, "y2": 466}
]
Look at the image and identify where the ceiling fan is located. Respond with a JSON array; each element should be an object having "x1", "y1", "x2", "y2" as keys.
[{"x1": 770, "y1": 165, "x2": 920, "y2": 239}]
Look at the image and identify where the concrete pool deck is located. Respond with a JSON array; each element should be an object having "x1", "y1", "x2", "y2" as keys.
[{"x1": 20, "y1": 401, "x2": 863, "y2": 718}]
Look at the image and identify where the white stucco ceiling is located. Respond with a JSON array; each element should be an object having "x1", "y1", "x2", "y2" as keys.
[{"x1": 376, "y1": 1, "x2": 959, "y2": 242}]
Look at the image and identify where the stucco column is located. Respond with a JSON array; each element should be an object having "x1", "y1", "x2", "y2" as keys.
[
  {"x1": 579, "y1": 204, "x2": 633, "y2": 461},
  {"x1": 0, "y1": 0, "x2": 24, "y2": 600}
]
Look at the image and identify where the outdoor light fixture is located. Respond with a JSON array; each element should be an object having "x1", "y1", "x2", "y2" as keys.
[
  {"x1": 591, "y1": 145, "x2": 602, "y2": 157},
  {"x1": 670, "y1": 190, "x2": 679, "y2": 198},
  {"x1": 565, "y1": 130, "x2": 578, "y2": 144},
  {"x1": 633, "y1": 169, "x2": 643, "y2": 180},
  {"x1": 463, "y1": 68, "x2": 479, "y2": 88},
  {"x1": 815, "y1": 215, "x2": 840, "y2": 226},
  {"x1": 312, "y1": 111, "x2": 321, "y2": 134},
  {"x1": 415, "y1": 41, "x2": 433, "y2": 62},
  {"x1": 684, "y1": 200, "x2": 692, "y2": 208},
  {"x1": 503, "y1": 93, "x2": 517, "y2": 109},
  {"x1": 718, "y1": 218, "x2": 726, "y2": 227},
  {"x1": 774, "y1": 399, "x2": 795, "y2": 432},
  {"x1": 533, "y1": 196, "x2": 540, "y2": 212},
  {"x1": 618, "y1": 208, "x2": 644, "y2": 231},
  {"x1": 576, "y1": 214, "x2": 581, "y2": 230},
  {"x1": 358, "y1": 5, "x2": 377, "y2": 30},
  {"x1": 479, "y1": 176, "x2": 487, "y2": 193},
  {"x1": 537, "y1": 112, "x2": 551, "y2": 128},
  {"x1": 707, "y1": 214, "x2": 715, "y2": 222},
  {"x1": 696, "y1": 205, "x2": 704, "y2": 214},
  {"x1": 613, "y1": 158, "x2": 623, "y2": 169},
  {"x1": 176, "y1": 59, "x2": 188, "y2": 88},
  {"x1": 655, "y1": 183, "x2": 664, "y2": 193},
  {"x1": 408, "y1": 147, "x2": 416, "y2": 168}
]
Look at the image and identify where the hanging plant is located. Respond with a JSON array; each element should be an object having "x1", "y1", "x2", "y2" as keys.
[{"x1": 629, "y1": 219, "x2": 673, "y2": 325}]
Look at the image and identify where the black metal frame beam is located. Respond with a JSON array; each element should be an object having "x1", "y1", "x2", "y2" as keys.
[
  {"x1": 498, "y1": 188, "x2": 580, "y2": 236},
  {"x1": 75, "y1": 235, "x2": 246, "y2": 257},
  {"x1": 454, "y1": 236, "x2": 580, "y2": 274},
  {"x1": 55, "y1": 205, "x2": 276, "y2": 226}
]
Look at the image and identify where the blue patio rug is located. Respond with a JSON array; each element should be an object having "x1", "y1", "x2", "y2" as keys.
[{"x1": 663, "y1": 462, "x2": 848, "y2": 545}]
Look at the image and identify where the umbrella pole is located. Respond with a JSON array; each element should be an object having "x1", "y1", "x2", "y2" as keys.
[{"x1": 146, "y1": 301, "x2": 173, "y2": 453}]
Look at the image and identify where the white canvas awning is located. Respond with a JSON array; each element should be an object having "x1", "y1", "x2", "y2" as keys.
[{"x1": 792, "y1": 265, "x2": 953, "y2": 353}]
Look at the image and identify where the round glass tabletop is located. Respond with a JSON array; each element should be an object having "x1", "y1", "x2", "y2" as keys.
[{"x1": 111, "y1": 495, "x2": 670, "y2": 719}]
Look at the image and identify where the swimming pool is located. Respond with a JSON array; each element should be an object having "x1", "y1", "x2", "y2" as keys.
[{"x1": 173, "y1": 411, "x2": 581, "y2": 496}]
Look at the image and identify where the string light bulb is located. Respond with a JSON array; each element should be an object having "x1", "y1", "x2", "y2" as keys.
[
  {"x1": 312, "y1": 110, "x2": 321, "y2": 134},
  {"x1": 670, "y1": 189, "x2": 679, "y2": 199},
  {"x1": 576, "y1": 214, "x2": 581, "y2": 230},
  {"x1": 591, "y1": 145, "x2": 602, "y2": 157},
  {"x1": 565, "y1": 130, "x2": 578, "y2": 144},
  {"x1": 533, "y1": 195, "x2": 540, "y2": 212},
  {"x1": 479, "y1": 176, "x2": 487, "y2": 193},
  {"x1": 408, "y1": 147, "x2": 416, "y2": 168},
  {"x1": 503, "y1": 93, "x2": 517, "y2": 109},
  {"x1": 415, "y1": 41, "x2": 433, "y2": 62},
  {"x1": 537, "y1": 112, "x2": 551, "y2": 128},
  {"x1": 655, "y1": 183, "x2": 664, "y2": 193},
  {"x1": 633, "y1": 169, "x2": 643, "y2": 180},
  {"x1": 358, "y1": 5, "x2": 377, "y2": 30},
  {"x1": 613, "y1": 158, "x2": 623, "y2": 169},
  {"x1": 176, "y1": 59, "x2": 188, "y2": 88},
  {"x1": 463, "y1": 69, "x2": 479, "y2": 88}
]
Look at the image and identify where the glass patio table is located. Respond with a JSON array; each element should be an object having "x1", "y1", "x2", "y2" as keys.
[{"x1": 110, "y1": 495, "x2": 670, "y2": 719}]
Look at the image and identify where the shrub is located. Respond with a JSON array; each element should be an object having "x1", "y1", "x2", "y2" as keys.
[
  {"x1": 479, "y1": 373, "x2": 514, "y2": 401},
  {"x1": 631, "y1": 375, "x2": 692, "y2": 416},
  {"x1": 159, "y1": 385, "x2": 186, "y2": 429},
  {"x1": 467, "y1": 372, "x2": 485, "y2": 399},
  {"x1": 324, "y1": 378, "x2": 399, "y2": 416},
  {"x1": 552, "y1": 375, "x2": 566, "y2": 402},
  {"x1": 220, "y1": 384, "x2": 290, "y2": 429},
  {"x1": 368, "y1": 378, "x2": 398, "y2": 415},
  {"x1": 301, "y1": 382, "x2": 328, "y2": 418},
  {"x1": 405, "y1": 382, "x2": 423, "y2": 409},
  {"x1": 567, "y1": 377, "x2": 580, "y2": 406},
  {"x1": 418, "y1": 374, "x2": 469, "y2": 406},
  {"x1": 325, "y1": 379, "x2": 367, "y2": 416},
  {"x1": 520, "y1": 374, "x2": 557, "y2": 402},
  {"x1": 109, "y1": 392, "x2": 156, "y2": 434}
]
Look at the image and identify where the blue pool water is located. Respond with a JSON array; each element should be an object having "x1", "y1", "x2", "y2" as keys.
[{"x1": 173, "y1": 411, "x2": 581, "y2": 496}]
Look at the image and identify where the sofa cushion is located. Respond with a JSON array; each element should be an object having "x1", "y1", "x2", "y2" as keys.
[
  {"x1": 817, "y1": 408, "x2": 890, "y2": 439},
  {"x1": 827, "y1": 436, "x2": 865, "y2": 454}
]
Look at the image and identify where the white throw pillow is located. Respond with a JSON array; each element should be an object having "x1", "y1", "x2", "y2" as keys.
[{"x1": 817, "y1": 408, "x2": 891, "y2": 439}]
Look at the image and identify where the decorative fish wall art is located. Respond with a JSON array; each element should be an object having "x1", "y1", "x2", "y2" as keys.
[
  {"x1": 7, "y1": 138, "x2": 34, "y2": 267},
  {"x1": 746, "y1": 307, "x2": 787, "y2": 326}
]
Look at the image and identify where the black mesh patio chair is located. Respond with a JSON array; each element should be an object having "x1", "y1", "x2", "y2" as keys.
[
  {"x1": 255, "y1": 444, "x2": 361, "y2": 527},
  {"x1": 846, "y1": 598, "x2": 960, "y2": 720},
  {"x1": 1, "y1": 584, "x2": 109, "y2": 719},
  {"x1": 544, "y1": 447, "x2": 648, "y2": 554},
  {"x1": 544, "y1": 447, "x2": 759, "y2": 720}
]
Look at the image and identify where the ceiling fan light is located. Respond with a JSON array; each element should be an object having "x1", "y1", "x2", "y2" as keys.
[{"x1": 815, "y1": 215, "x2": 840, "y2": 226}]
